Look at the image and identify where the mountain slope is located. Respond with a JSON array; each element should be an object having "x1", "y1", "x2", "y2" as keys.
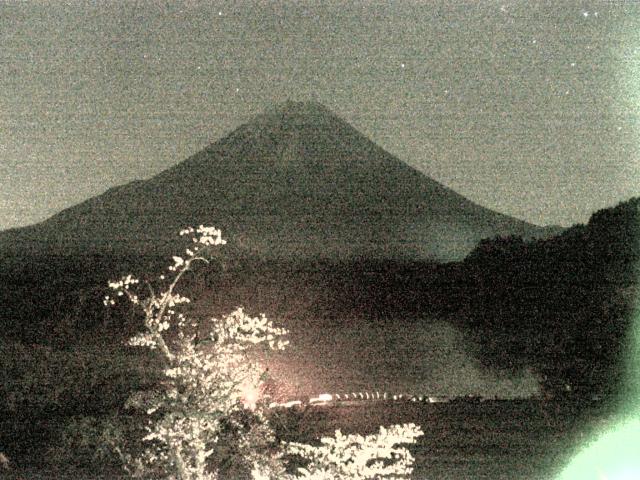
[{"x1": 0, "y1": 101, "x2": 551, "y2": 264}]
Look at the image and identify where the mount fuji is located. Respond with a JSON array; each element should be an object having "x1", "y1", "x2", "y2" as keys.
[{"x1": 0, "y1": 101, "x2": 554, "y2": 264}]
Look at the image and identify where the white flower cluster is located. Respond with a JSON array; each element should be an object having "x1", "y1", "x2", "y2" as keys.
[
  {"x1": 169, "y1": 255, "x2": 185, "y2": 271},
  {"x1": 104, "y1": 274, "x2": 140, "y2": 305},
  {"x1": 127, "y1": 332, "x2": 158, "y2": 349},
  {"x1": 210, "y1": 308, "x2": 290, "y2": 351},
  {"x1": 287, "y1": 424, "x2": 424, "y2": 479},
  {"x1": 166, "y1": 292, "x2": 191, "y2": 307},
  {"x1": 164, "y1": 226, "x2": 226, "y2": 271},
  {"x1": 108, "y1": 274, "x2": 140, "y2": 290},
  {"x1": 180, "y1": 225, "x2": 227, "y2": 247}
]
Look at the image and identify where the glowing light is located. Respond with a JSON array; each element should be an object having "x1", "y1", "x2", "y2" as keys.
[
  {"x1": 240, "y1": 381, "x2": 261, "y2": 410},
  {"x1": 557, "y1": 418, "x2": 640, "y2": 479},
  {"x1": 310, "y1": 393, "x2": 332, "y2": 403},
  {"x1": 558, "y1": 280, "x2": 640, "y2": 477}
]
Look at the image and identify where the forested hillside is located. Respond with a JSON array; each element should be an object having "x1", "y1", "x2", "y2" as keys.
[{"x1": 457, "y1": 197, "x2": 639, "y2": 398}]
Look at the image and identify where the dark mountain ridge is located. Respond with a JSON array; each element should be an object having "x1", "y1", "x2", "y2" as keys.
[
  {"x1": 1, "y1": 101, "x2": 551, "y2": 264},
  {"x1": 0, "y1": 101, "x2": 560, "y2": 343}
]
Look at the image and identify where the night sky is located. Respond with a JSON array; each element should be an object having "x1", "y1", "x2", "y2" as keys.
[{"x1": 2, "y1": 0, "x2": 639, "y2": 231}]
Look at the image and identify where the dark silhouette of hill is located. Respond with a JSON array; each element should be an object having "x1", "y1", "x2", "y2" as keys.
[
  {"x1": 452, "y1": 197, "x2": 640, "y2": 400},
  {"x1": 0, "y1": 100, "x2": 555, "y2": 341},
  {"x1": 1, "y1": 101, "x2": 548, "y2": 263}
]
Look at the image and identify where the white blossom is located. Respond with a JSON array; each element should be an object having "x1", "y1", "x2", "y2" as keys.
[
  {"x1": 287, "y1": 424, "x2": 423, "y2": 479},
  {"x1": 104, "y1": 226, "x2": 422, "y2": 480},
  {"x1": 127, "y1": 333, "x2": 158, "y2": 349}
]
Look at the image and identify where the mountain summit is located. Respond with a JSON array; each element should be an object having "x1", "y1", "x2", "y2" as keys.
[{"x1": 2, "y1": 101, "x2": 550, "y2": 263}]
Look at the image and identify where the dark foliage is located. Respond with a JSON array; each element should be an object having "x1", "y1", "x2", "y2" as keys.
[{"x1": 459, "y1": 197, "x2": 640, "y2": 398}]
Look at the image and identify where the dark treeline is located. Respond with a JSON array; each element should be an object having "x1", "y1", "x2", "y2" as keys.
[{"x1": 457, "y1": 197, "x2": 639, "y2": 398}]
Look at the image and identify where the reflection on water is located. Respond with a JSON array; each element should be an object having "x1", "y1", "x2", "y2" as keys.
[{"x1": 253, "y1": 319, "x2": 541, "y2": 401}]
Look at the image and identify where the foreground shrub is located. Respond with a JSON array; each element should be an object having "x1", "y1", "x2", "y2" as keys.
[
  {"x1": 105, "y1": 226, "x2": 423, "y2": 479},
  {"x1": 287, "y1": 425, "x2": 423, "y2": 479}
]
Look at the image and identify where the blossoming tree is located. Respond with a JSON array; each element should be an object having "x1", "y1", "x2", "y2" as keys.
[{"x1": 105, "y1": 226, "x2": 423, "y2": 479}]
